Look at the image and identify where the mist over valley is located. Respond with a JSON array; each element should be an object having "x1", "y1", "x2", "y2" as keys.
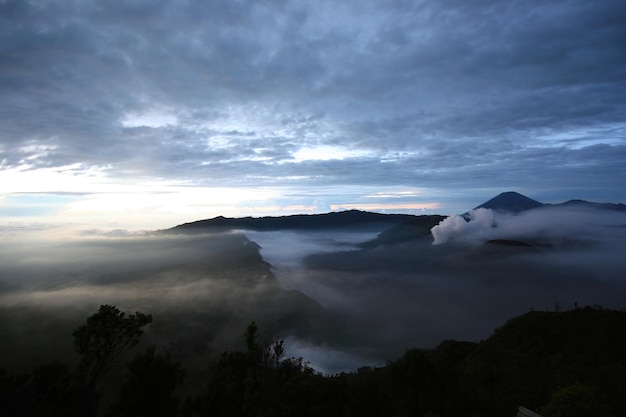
[{"x1": 1, "y1": 192, "x2": 625, "y2": 379}]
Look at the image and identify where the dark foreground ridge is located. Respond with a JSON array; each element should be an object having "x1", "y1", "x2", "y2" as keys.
[{"x1": 2, "y1": 305, "x2": 625, "y2": 417}]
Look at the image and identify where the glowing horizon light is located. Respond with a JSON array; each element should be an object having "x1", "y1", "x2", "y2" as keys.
[
  {"x1": 330, "y1": 202, "x2": 440, "y2": 211},
  {"x1": 1, "y1": 162, "x2": 448, "y2": 231},
  {"x1": 64, "y1": 186, "x2": 281, "y2": 215}
]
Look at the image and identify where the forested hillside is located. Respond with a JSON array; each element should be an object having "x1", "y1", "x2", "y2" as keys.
[{"x1": 2, "y1": 306, "x2": 624, "y2": 417}]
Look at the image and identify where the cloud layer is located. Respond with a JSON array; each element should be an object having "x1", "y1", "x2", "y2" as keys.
[{"x1": 1, "y1": 0, "x2": 625, "y2": 223}]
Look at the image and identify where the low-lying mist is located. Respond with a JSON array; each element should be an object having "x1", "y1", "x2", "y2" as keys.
[
  {"x1": 1, "y1": 205, "x2": 626, "y2": 375},
  {"x1": 246, "y1": 206, "x2": 626, "y2": 371},
  {"x1": 0, "y1": 231, "x2": 325, "y2": 377}
]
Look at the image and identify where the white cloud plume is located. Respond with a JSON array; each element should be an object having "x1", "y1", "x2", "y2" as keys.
[
  {"x1": 431, "y1": 206, "x2": 626, "y2": 246},
  {"x1": 431, "y1": 208, "x2": 498, "y2": 245}
]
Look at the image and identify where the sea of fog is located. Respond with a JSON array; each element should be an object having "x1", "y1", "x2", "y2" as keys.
[
  {"x1": 245, "y1": 207, "x2": 626, "y2": 372},
  {"x1": 1, "y1": 206, "x2": 626, "y2": 375}
]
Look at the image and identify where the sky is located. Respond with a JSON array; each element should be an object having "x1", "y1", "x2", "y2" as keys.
[{"x1": 1, "y1": 0, "x2": 625, "y2": 231}]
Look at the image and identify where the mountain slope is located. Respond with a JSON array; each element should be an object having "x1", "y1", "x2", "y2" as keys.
[
  {"x1": 473, "y1": 191, "x2": 544, "y2": 213},
  {"x1": 164, "y1": 210, "x2": 418, "y2": 233},
  {"x1": 551, "y1": 199, "x2": 626, "y2": 212},
  {"x1": 358, "y1": 215, "x2": 446, "y2": 248},
  {"x1": 465, "y1": 307, "x2": 626, "y2": 415}
]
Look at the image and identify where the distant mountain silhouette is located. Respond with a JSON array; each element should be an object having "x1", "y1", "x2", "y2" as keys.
[
  {"x1": 162, "y1": 192, "x2": 624, "y2": 235},
  {"x1": 472, "y1": 192, "x2": 626, "y2": 214},
  {"x1": 550, "y1": 199, "x2": 626, "y2": 212},
  {"x1": 473, "y1": 191, "x2": 544, "y2": 213},
  {"x1": 165, "y1": 209, "x2": 418, "y2": 233}
]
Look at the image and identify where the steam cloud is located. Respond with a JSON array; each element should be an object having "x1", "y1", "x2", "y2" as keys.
[
  {"x1": 431, "y1": 206, "x2": 626, "y2": 247},
  {"x1": 431, "y1": 208, "x2": 497, "y2": 245}
]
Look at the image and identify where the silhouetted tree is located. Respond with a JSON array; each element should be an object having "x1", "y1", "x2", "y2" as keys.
[
  {"x1": 73, "y1": 304, "x2": 152, "y2": 387},
  {"x1": 189, "y1": 321, "x2": 321, "y2": 417}
]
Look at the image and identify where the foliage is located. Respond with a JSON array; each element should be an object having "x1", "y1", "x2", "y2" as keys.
[
  {"x1": 72, "y1": 304, "x2": 152, "y2": 386},
  {"x1": 2, "y1": 305, "x2": 626, "y2": 417},
  {"x1": 540, "y1": 382, "x2": 612, "y2": 417},
  {"x1": 111, "y1": 346, "x2": 185, "y2": 417},
  {"x1": 463, "y1": 307, "x2": 626, "y2": 416},
  {"x1": 191, "y1": 321, "x2": 326, "y2": 417}
]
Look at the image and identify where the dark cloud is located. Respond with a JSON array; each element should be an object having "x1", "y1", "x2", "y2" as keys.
[{"x1": 0, "y1": 0, "x2": 625, "y2": 211}]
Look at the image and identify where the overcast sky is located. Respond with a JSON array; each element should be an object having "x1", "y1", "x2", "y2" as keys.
[{"x1": 1, "y1": 0, "x2": 625, "y2": 230}]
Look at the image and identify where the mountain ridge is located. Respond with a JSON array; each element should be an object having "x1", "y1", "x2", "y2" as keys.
[
  {"x1": 164, "y1": 209, "x2": 418, "y2": 233},
  {"x1": 162, "y1": 192, "x2": 625, "y2": 234},
  {"x1": 549, "y1": 199, "x2": 626, "y2": 212},
  {"x1": 472, "y1": 191, "x2": 626, "y2": 214},
  {"x1": 473, "y1": 191, "x2": 544, "y2": 213}
]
